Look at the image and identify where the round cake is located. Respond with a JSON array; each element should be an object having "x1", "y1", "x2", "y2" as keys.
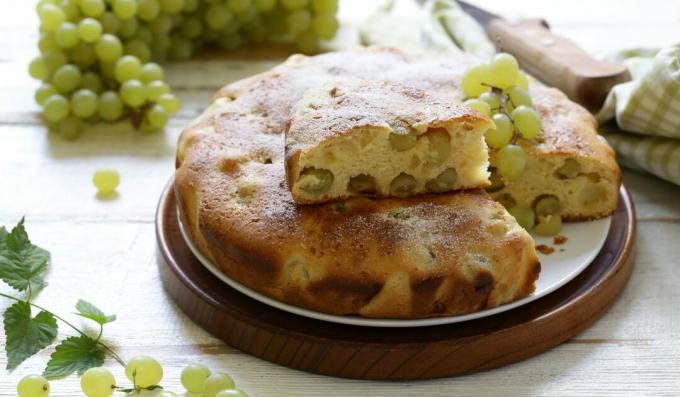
[{"x1": 175, "y1": 47, "x2": 619, "y2": 318}]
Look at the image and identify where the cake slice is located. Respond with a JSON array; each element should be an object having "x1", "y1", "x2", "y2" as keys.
[
  {"x1": 285, "y1": 80, "x2": 493, "y2": 205},
  {"x1": 486, "y1": 81, "x2": 621, "y2": 222}
]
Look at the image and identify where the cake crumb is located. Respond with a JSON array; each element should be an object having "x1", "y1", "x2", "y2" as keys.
[
  {"x1": 553, "y1": 235, "x2": 568, "y2": 245},
  {"x1": 536, "y1": 244, "x2": 555, "y2": 255},
  {"x1": 559, "y1": 249, "x2": 565, "y2": 252}
]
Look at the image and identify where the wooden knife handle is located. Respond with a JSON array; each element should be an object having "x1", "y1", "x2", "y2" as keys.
[{"x1": 486, "y1": 18, "x2": 631, "y2": 111}]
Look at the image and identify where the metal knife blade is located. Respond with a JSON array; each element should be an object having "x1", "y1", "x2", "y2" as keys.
[
  {"x1": 457, "y1": 1, "x2": 549, "y2": 33},
  {"x1": 457, "y1": 0, "x2": 500, "y2": 28}
]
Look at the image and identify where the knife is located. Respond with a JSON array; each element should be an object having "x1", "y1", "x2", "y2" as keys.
[{"x1": 458, "y1": 0, "x2": 631, "y2": 111}]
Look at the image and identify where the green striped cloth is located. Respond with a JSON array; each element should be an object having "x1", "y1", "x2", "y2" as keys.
[{"x1": 597, "y1": 45, "x2": 680, "y2": 185}]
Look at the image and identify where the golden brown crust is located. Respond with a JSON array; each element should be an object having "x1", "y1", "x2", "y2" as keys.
[{"x1": 174, "y1": 46, "x2": 618, "y2": 318}]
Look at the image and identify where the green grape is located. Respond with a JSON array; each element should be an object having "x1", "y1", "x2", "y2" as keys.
[
  {"x1": 215, "y1": 390, "x2": 250, "y2": 397},
  {"x1": 508, "y1": 206, "x2": 535, "y2": 230},
  {"x1": 203, "y1": 373, "x2": 236, "y2": 397},
  {"x1": 138, "y1": 0, "x2": 161, "y2": 21},
  {"x1": 156, "y1": 392, "x2": 179, "y2": 397},
  {"x1": 534, "y1": 214, "x2": 562, "y2": 236},
  {"x1": 69, "y1": 42, "x2": 97, "y2": 69},
  {"x1": 205, "y1": 5, "x2": 234, "y2": 30},
  {"x1": 287, "y1": 9, "x2": 311, "y2": 34},
  {"x1": 134, "y1": 25, "x2": 153, "y2": 44},
  {"x1": 464, "y1": 98, "x2": 491, "y2": 116},
  {"x1": 157, "y1": 92, "x2": 180, "y2": 114},
  {"x1": 58, "y1": 115, "x2": 84, "y2": 140},
  {"x1": 98, "y1": 91, "x2": 124, "y2": 121},
  {"x1": 478, "y1": 91, "x2": 501, "y2": 111},
  {"x1": 181, "y1": 16, "x2": 203, "y2": 38},
  {"x1": 60, "y1": 0, "x2": 81, "y2": 21},
  {"x1": 114, "y1": 55, "x2": 142, "y2": 82},
  {"x1": 125, "y1": 356, "x2": 163, "y2": 388},
  {"x1": 140, "y1": 62, "x2": 164, "y2": 83},
  {"x1": 218, "y1": 34, "x2": 242, "y2": 51},
  {"x1": 295, "y1": 31, "x2": 318, "y2": 54},
  {"x1": 71, "y1": 88, "x2": 99, "y2": 118},
  {"x1": 227, "y1": 0, "x2": 250, "y2": 12},
  {"x1": 461, "y1": 63, "x2": 491, "y2": 98},
  {"x1": 161, "y1": 0, "x2": 185, "y2": 13},
  {"x1": 80, "y1": 71, "x2": 104, "y2": 93},
  {"x1": 17, "y1": 375, "x2": 50, "y2": 397},
  {"x1": 38, "y1": 3, "x2": 66, "y2": 31},
  {"x1": 43, "y1": 94, "x2": 70, "y2": 121},
  {"x1": 123, "y1": 39, "x2": 151, "y2": 62},
  {"x1": 118, "y1": 18, "x2": 139, "y2": 39},
  {"x1": 234, "y1": 6, "x2": 257, "y2": 24},
  {"x1": 120, "y1": 79, "x2": 146, "y2": 107},
  {"x1": 55, "y1": 22, "x2": 79, "y2": 48},
  {"x1": 169, "y1": 37, "x2": 193, "y2": 60},
  {"x1": 95, "y1": 34, "x2": 123, "y2": 62},
  {"x1": 145, "y1": 80, "x2": 169, "y2": 100},
  {"x1": 486, "y1": 113, "x2": 513, "y2": 149},
  {"x1": 151, "y1": 41, "x2": 170, "y2": 61},
  {"x1": 244, "y1": 21, "x2": 268, "y2": 43},
  {"x1": 252, "y1": 0, "x2": 275, "y2": 11},
  {"x1": 311, "y1": 14, "x2": 338, "y2": 40},
  {"x1": 80, "y1": 0, "x2": 105, "y2": 17},
  {"x1": 53, "y1": 63, "x2": 82, "y2": 93},
  {"x1": 146, "y1": 104, "x2": 168, "y2": 128},
  {"x1": 489, "y1": 52, "x2": 519, "y2": 89},
  {"x1": 181, "y1": 363, "x2": 212, "y2": 393},
  {"x1": 77, "y1": 18, "x2": 103, "y2": 42},
  {"x1": 516, "y1": 71, "x2": 529, "y2": 91},
  {"x1": 100, "y1": 61, "x2": 117, "y2": 80},
  {"x1": 92, "y1": 168, "x2": 120, "y2": 195},
  {"x1": 100, "y1": 11, "x2": 121, "y2": 34},
  {"x1": 29, "y1": 57, "x2": 49, "y2": 80},
  {"x1": 42, "y1": 49, "x2": 68, "y2": 75},
  {"x1": 35, "y1": 83, "x2": 58, "y2": 105},
  {"x1": 150, "y1": 14, "x2": 173, "y2": 34},
  {"x1": 38, "y1": 32, "x2": 58, "y2": 52},
  {"x1": 511, "y1": 105, "x2": 541, "y2": 140},
  {"x1": 282, "y1": 0, "x2": 308, "y2": 9},
  {"x1": 504, "y1": 86, "x2": 532, "y2": 113},
  {"x1": 496, "y1": 144, "x2": 527, "y2": 179},
  {"x1": 113, "y1": 0, "x2": 138, "y2": 19},
  {"x1": 311, "y1": 0, "x2": 338, "y2": 13},
  {"x1": 183, "y1": 0, "x2": 199, "y2": 12}
]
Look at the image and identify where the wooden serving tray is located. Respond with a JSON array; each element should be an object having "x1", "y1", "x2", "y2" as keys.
[{"x1": 156, "y1": 179, "x2": 636, "y2": 380}]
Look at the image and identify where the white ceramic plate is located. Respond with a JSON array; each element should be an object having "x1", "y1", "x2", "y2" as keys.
[{"x1": 178, "y1": 212, "x2": 611, "y2": 328}]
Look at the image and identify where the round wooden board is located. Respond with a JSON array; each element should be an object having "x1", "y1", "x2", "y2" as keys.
[{"x1": 156, "y1": 180, "x2": 636, "y2": 380}]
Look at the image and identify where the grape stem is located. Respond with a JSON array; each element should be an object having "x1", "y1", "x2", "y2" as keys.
[{"x1": 0, "y1": 292, "x2": 127, "y2": 368}]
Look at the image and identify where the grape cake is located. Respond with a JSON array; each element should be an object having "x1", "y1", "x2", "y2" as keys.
[
  {"x1": 285, "y1": 80, "x2": 493, "y2": 204},
  {"x1": 175, "y1": 47, "x2": 620, "y2": 318}
]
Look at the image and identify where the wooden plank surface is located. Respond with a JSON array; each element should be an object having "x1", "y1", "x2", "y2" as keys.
[{"x1": 1, "y1": 1, "x2": 680, "y2": 396}]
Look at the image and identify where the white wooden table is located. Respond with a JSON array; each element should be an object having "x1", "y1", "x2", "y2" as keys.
[{"x1": 1, "y1": 1, "x2": 680, "y2": 396}]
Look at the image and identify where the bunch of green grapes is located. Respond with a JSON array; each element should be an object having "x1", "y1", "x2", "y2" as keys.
[
  {"x1": 461, "y1": 53, "x2": 560, "y2": 235},
  {"x1": 29, "y1": 0, "x2": 340, "y2": 139},
  {"x1": 17, "y1": 357, "x2": 250, "y2": 397}
]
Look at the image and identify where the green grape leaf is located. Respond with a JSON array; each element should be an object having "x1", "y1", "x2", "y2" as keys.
[
  {"x1": 43, "y1": 335, "x2": 105, "y2": 379},
  {"x1": 3, "y1": 301, "x2": 58, "y2": 370},
  {"x1": 0, "y1": 226, "x2": 8, "y2": 249},
  {"x1": 75, "y1": 299, "x2": 116, "y2": 325},
  {"x1": 0, "y1": 218, "x2": 50, "y2": 292}
]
